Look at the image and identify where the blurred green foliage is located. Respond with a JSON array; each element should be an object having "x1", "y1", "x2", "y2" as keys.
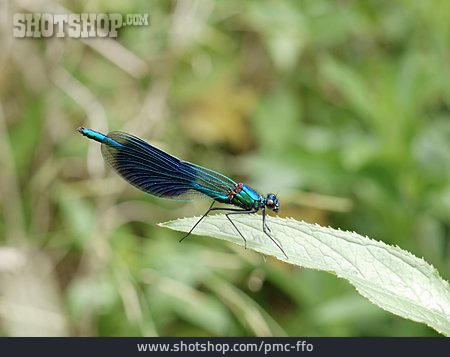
[{"x1": 0, "y1": 0, "x2": 448, "y2": 336}]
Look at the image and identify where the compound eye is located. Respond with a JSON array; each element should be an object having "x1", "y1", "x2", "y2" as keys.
[{"x1": 266, "y1": 199, "x2": 274, "y2": 208}]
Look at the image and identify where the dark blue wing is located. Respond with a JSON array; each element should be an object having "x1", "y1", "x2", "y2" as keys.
[{"x1": 100, "y1": 131, "x2": 236, "y2": 201}]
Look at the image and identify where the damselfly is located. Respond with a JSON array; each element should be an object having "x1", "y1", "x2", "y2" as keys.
[{"x1": 78, "y1": 128, "x2": 286, "y2": 258}]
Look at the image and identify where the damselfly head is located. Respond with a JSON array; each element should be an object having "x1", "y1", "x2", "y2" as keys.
[{"x1": 265, "y1": 193, "x2": 280, "y2": 212}]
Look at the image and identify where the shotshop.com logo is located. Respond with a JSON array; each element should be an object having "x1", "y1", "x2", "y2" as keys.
[{"x1": 13, "y1": 13, "x2": 149, "y2": 38}]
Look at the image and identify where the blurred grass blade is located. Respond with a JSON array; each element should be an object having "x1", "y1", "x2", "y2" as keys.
[{"x1": 160, "y1": 215, "x2": 450, "y2": 335}]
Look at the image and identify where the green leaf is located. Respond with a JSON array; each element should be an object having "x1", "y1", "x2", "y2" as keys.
[{"x1": 160, "y1": 215, "x2": 450, "y2": 335}]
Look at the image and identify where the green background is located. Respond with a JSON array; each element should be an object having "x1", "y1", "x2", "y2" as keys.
[{"x1": 0, "y1": 0, "x2": 448, "y2": 336}]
